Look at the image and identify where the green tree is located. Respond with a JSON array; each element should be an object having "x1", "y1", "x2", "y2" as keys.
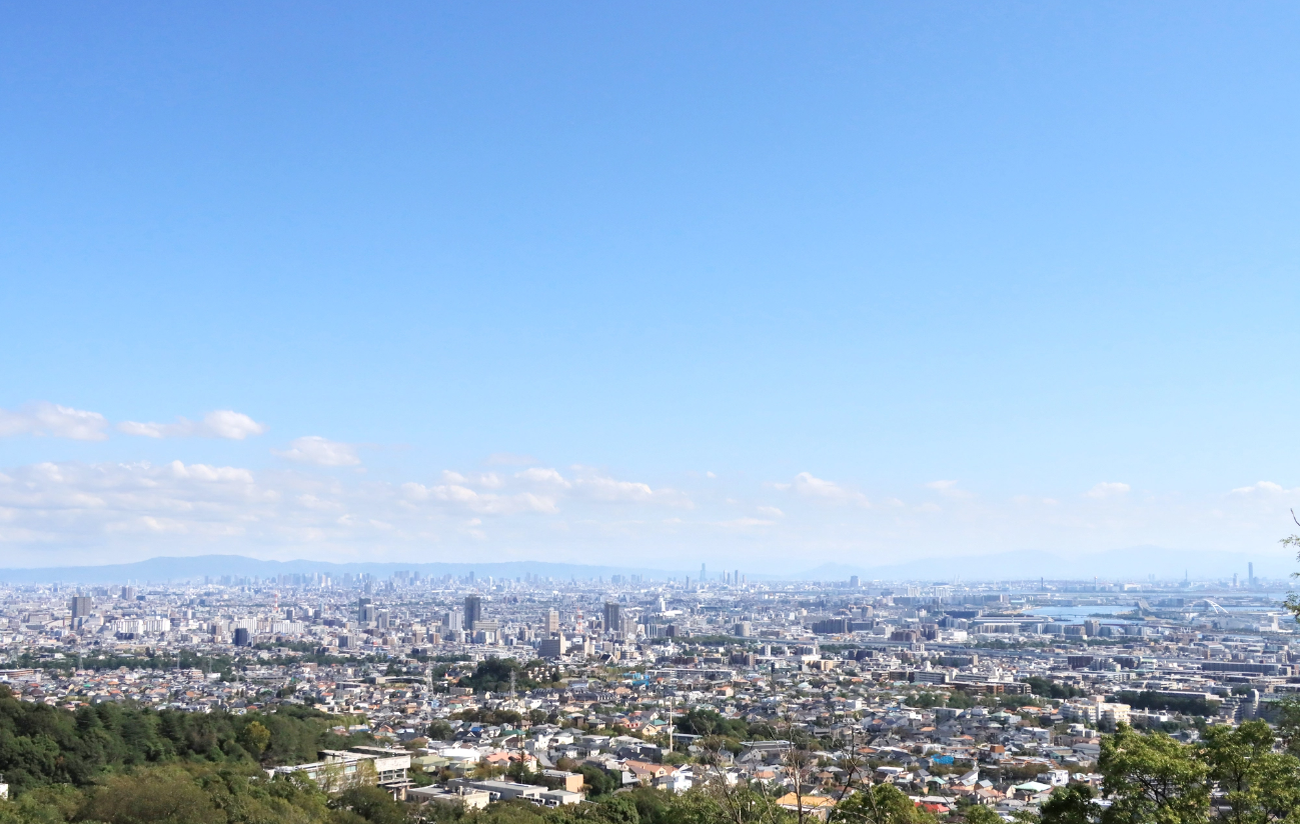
[
  {"x1": 331, "y1": 785, "x2": 407, "y2": 824},
  {"x1": 1039, "y1": 785, "x2": 1097, "y2": 824},
  {"x1": 1099, "y1": 725, "x2": 1209, "y2": 824},
  {"x1": 0, "y1": 784, "x2": 83, "y2": 824},
  {"x1": 579, "y1": 764, "x2": 619, "y2": 797},
  {"x1": 1201, "y1": 720, "x2": 1300, "y2": 824},
  {"x1": 963, "y1": 806, "x2": 1004, "y2": 824},
  {"x1": 79, "y1": 767, "x2": 225, "y2": 824},
  {"x1": 1282, "y1": 518, "x2": 1300, "y2": 623},
  {"x1": 831, "y1": 784, "x2": 933, "y2": 824},
  {"x1": 239, "y1": 720, "x2": 272, "y2": 759},
  {"x1": 427, "y1": 720, "x2": 454, "y2": 741}
]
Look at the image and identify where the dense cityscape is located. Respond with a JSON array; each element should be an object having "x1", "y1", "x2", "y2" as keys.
[{"x1": 3, "y1": 563, "x2": 1299, "y2": 822}]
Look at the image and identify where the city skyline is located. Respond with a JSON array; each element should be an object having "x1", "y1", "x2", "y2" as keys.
[{"x1": 4, "y1": 4, "x2": 1300, "y2": 570}]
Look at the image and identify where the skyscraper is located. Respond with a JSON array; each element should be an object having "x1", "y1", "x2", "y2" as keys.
[
  {"x1": 464, "y1": 595, "x2": 483, "y2": 629},
  {"x1": 603, "y1": 602, "x2": 622, "y2": 636},
  {"x1": 69, "y1": 596, "x2": 91, "y2": 619},
  {"x1": 444, "y1": 609, "x2": 463, "y2": 631},
  {"x1": 545, "y1": 608, "x2": 560, "y2": 634}
]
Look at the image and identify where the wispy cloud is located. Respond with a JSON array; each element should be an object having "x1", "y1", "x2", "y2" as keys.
[
  {"x1": 1230, "y1": 481, "x2": 1300, "y2": 497},
  {"x1": 925, "y1": 479, "x2": 974, "y2": 499},
  {"x1": 779, "y1": 472, "x2": 870, "y2": 506},
  {"x1": 3, "y1": 444, "x2": 1299, "y2": 570},
  {"x1": 569, "y1": 467, "x2": 692, "y2": 508},
  {"x1": 118, "y1": 410, "x2": 268, "y2": 440},
  {"x1": 0, "y1": 402, "x2": 109, "y2": 440},
  {"x1": 1085, "y1": 481, "x2": 1131, "y2": 499},
  {"x1": 273, "y1": 436, "x2": 361, "y2": 467}
]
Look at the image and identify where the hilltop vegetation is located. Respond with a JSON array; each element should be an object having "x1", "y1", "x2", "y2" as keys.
[{"x1": 0, "y1": 685, "x2": 370, "y2": 794}]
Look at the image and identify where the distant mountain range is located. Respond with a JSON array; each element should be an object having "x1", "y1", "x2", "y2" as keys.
[
  {"x1": 0, "y1": 555, "x2": 685, "y2": 585},
  {"x1": 0, "y1": 546, "x2": 1291, "y2": 585}
]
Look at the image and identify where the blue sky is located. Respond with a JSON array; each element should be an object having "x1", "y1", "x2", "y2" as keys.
[{"x1": 2, "y1": 3, "x2": 1299, "y2": 573}]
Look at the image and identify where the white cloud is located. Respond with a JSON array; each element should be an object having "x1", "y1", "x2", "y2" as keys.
[
  {"x1": 400, "y1": 480, "x2": 558, "y2": 515},
  {"x1": 1230, "y1": 481, "x2": 1300, "y2": 496},
  {"x1": 925, "y1": 479, "x2": 973, "y2": 499},
  {"x1": 0, "y1": 459, "x2": 271, "y2": 545},
  {"x1": 790, "y1": 472, "x2": 870, "y2": 506},
  {"x1": 119, "y1": 410, "x2": 268, "y2": 440},
  {"x1": 440, "y1": 470, "x2": 505, "y2": 489},
  {"x1": 0, "y1": 402, "x2": 108, "y2": 440},
  {"x1": 203, "y1": 410, "x2": 268, "y2": 439},
  {"x1": 1086, "y1": 482, "x2": 1131, "y2": 499},
  {"x1": 273, "y1": 436, "x2": 361, "y2": 467},
  {"x1": 1, "y1": 455, "x2": 1299, "y2": 568},
  {"x1": 296, "y1": 494, "x2": 341, "y2": 511},
  {"x1": 516, "y1": 467, "x2": 572, "y2": 487},
  {"x1": 578, "y1": 476, "x2": 657, "y2": 502},
  {"x1": 167, "y1": 460, "x2": 255, "y2": 483},
  {"x1": 572, "y1": 473, "x2": 692, "y2": 507}
]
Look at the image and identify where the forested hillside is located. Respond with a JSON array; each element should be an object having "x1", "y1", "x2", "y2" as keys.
[{"x1": 5, "y1": 682, "x2": 1300, "y2": 824}]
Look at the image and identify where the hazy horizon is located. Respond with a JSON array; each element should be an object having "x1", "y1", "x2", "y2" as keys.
[{"x1": 4, "y1": 4, "x2": 1300, "y2": 572}]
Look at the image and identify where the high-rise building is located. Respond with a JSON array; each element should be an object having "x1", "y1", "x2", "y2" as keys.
[
  {"x1": 120, "y1": 586, "x2": 137, "y2": 600},
  {"x1": 234, "y1": 627, "x2": 251, "y2": 646},
  {"x1": 603, "y1": 602, "x2": 623, "y2": 636},
  {"x1": 545, "y1": 608, "x2": 560, "y2": 634},
  {"x1": 734, "y1": 569, "x2": 739, "y2": 587},
  {"x1": 1249, "y1": 562, "x2": 1255, "y2": 586},
  {"x1": 464, "y1": 595, "x2": 483, "y2": 630},
  {"x1": 539, "y1": 636, "x2": 567, "y2": 658},
  {"x1": 68, "y1": 596, "x2": 92, "y2": 619}
]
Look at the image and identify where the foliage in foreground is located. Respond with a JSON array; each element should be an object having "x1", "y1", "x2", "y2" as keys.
[{"x1": 0, "y1": 685, "x2": 369, "y2": 795}]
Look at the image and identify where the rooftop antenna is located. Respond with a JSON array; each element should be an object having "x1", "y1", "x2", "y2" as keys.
[
  {"x1": 667, "y1": 694, "x2": 674, "y2": 754},
  {"x1": 426, "y1": 662, "x2": 435, "y2": 722}
]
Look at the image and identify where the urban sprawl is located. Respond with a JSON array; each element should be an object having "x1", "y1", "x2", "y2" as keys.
[{"x1": 1, "y1": 564, "x2": 1297, "y2": 823}]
